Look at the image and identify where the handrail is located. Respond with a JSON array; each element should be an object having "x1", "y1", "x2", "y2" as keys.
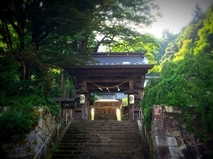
[
  {"x1": 34, "y1": 110, "x2": 72, "y2": 159},
  {"x1": 33, "y1": 124, "x2": 57, "y2": 159},
  {"x1": 138, "y1": 108, "x2": 150, "y2": 159}
]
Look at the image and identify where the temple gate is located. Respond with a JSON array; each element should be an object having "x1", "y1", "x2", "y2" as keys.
[{"x1": 64, "y1": 52, "x2": 153, "y2": 120}]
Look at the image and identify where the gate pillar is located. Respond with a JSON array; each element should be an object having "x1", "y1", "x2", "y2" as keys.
[
  {"x1": 124, "y1": 79, "x2": 138, "y2": 120},
  {"x1": 76, "y1": 80, "x2": 90, "y2": 120}
]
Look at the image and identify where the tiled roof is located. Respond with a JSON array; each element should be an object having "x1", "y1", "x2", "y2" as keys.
[{"x1": 86, "y1": 52, "x2": 148, "y2": 66}]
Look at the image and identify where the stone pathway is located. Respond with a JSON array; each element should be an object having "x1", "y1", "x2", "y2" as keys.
[{"x1": 52, "y1": 120, "x2": 145, "y2": 159}]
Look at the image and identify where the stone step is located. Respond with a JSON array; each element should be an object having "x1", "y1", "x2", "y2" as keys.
[
  {"x1": 65, "y1": 132, "x2": 138, "y2": 136},
  {"x1": 53, "y1": 149, "x2": 143, "y2": 159},
  {"x1": 67, "y1": 128, "x2": 138, "y2": 132},
  {"x1": 62, "y1": 133, "x2": 141, "y2": 138},
  {"x1": 68, "y1": 123, "x2": 138, "y2": 127},
  {"x1": 94, "y1": 113, "x2": 117, "y2": 120},
  {"x1": 70, "y1": 120, "x2": 136, "y2": 125},
  {"x1": 61, "y1": 135, "x2": 139, "y2": 142},
  {"x1": 68, "y1": 126, "x2": 137, "y2": 129},
  {"x1": 59, "y1": 140, "x2": 141, "y2": 146},
  {"x1": 67, "y1": 128, "x2": 138, "y2": 131},
  {"x1": 57, "y1": 147, "x2": 143, "y2": 152},
  {"x1": 52, "y1": 120, "x2": 144, "y2": 159},
  {"x1": 58, "y1": 143, "x2": 142, "y2": 149},
  {"x1": 54, "y1": 147, "x2": 143, "y2": 152},
  {"x1": 59, "y1": 139, "x2": 142, "y2": 144},
  {"x1": 61, "y1": 138, "x2": 140, "y2": 143},
  {"x1": 52, "y1": 154, "x2": 143, "y2": 159},
  {"x1": 67, "y1": 121, "x2": 138, "y2": 130},
  {"x1": 58, "y1": 140, "x2": 142, "y2": 146}
]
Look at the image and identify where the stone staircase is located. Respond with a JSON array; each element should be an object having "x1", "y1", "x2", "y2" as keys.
[{"x1": 52, "y1": 120, "x2": 145, "y2": 159}]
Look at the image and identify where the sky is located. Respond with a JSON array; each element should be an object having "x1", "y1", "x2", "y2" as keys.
[{"x1": 145, "y1": 0, "x2": 213, "y2": 38}]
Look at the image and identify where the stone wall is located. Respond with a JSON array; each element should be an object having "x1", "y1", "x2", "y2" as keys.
[
  {"x1": 3, "y1": 107, "x2": 61, "y2": 159},
  {"x1": 151, "y1": 105, "x2": 213, "y2": 159}
]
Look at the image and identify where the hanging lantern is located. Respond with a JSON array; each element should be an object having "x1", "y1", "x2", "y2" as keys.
[
  {"x1": 129, "y1": 94, "x2": 134, "y2": 104},
  {"x1": 79, "y1": 94, "x2": 85, "y2": 104}
]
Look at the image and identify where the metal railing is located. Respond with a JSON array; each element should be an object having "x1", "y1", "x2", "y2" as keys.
[
  {"x1": 34, "y1": 112, "x2": 70, "y2": 159},
  {"x1": 33, "y1": 124, "x2": 58, "y2": 159},
  {"x1": 139, "y1": 107, "x2": 153, "y2": 159}
]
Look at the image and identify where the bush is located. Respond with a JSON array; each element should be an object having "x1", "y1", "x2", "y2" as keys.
[{"x1": 0, "y1": 110, "x2": 36, "y2": 142}]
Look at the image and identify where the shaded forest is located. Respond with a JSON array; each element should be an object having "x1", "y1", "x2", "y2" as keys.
[{"x1": 0, "y1": 0, "x2": 159, "y2": 144}]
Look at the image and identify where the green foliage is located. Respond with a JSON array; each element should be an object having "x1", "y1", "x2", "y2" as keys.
[
  {"x1": 90, "y1": 93, "x2": 98, "y2": 106},
  {"x1": 122, "y1": 97, "x2": 128, "y2": 107},
  {"x1": 0, "y1": 0, "x2": 159, "y2": 145},
  {"x1": 0, "y1": 68, "x2": 61, "y2": 143},
  {"x1": 45, "y1": 104, "x2": 61, "y2": 116},
  {"x1": 0, "y1": 1, "x2": 95, "y2": 143},
  {"x1": 0, "y1": 110, "x2": 35, "y2": 142},
  {"x1": 153, "y1": 29, "x2": 177, "y2": 63},
  {"x1": 142, "y1": 5, "x2": 213, "y2": 140},
  {"x1": 0, "y1": 56, "x2": 20, "y2": 101},
  {"x1": 191, "y1": 4, "x2": 204, "y2": 23},
  {"x1": 195, "y1": 8, "x2": 213, "y2": 54},
  {"x1": 90, "y1": 0, "x2": 160, "y2": 52},
  {"x1": 0, "y1": 92, "x2": 60, "y2": 143},
  {"x1": 173, "y1": 39, "x2": 193, "y2": 61},
  {"x1": 109, "y1": 34, "x2": 159, "y2": 64},
  {"x1": 143, "y1": 53, "x2": 213, "y2": 138},
  {"x1": 162, "y1": 29, "x2": 177, "y2": 42}
]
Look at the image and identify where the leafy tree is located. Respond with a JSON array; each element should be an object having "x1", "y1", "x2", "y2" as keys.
[
  {"x1": 173, "y1": 39, "x2": 193, "y2": 61},
  {"x1": 90, "y1": 0, "x2": 160, "y2": 52},
  {"x1": 191, "y1": 3, "x2": 204, "y2": 23},
  {"x1": 0, "y1": 0, "x2": 106, "y2": 76},
  {"x1": 194, "y1": 7, "x2": 213, "y2": 54},
  {"x1": 162, "y1": 29, "x2": 177, "y2": 42},
  {"x1": 159, "y1": 4, "x2": 207, "y2": 63},
  {"x1": 0, "y1": 0, "x2": 160, "y2": 90},
  {"x1": 0, "y1": 0, "x2": 108, "y2": 146},
  {"x1": 142, "y1": 5, "x2": 213, "y2": 141},
  {"x1": 155, "y1": 29, "x2": 177, "y2": 62},
  {"x1": 0, "y1": 0, "x2": 109, "y2": 98},
  {"x1": 0, "y1": 0, "x2": 162, "y2": 145},
  {"x1": 108, "y1": 34, "x2": 159, "y2": 64}
]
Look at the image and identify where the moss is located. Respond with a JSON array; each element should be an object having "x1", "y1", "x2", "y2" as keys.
[
  {"x1": 26, "y1": 146, "x2": 32, "y2": 153},
  {"x1": 17, "y1": 139, "x2": 27, "y2": 146},
  {"x1": 34, "y1": 108, "x2": 42, "y2": 117},
  {"x1": 32, "y1": 140, "x2": 37, "y2": 146}
]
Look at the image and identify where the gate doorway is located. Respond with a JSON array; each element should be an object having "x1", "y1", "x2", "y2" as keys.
[{"x1": 63, "y1": 52, "x2": 153, "y2": 120}]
